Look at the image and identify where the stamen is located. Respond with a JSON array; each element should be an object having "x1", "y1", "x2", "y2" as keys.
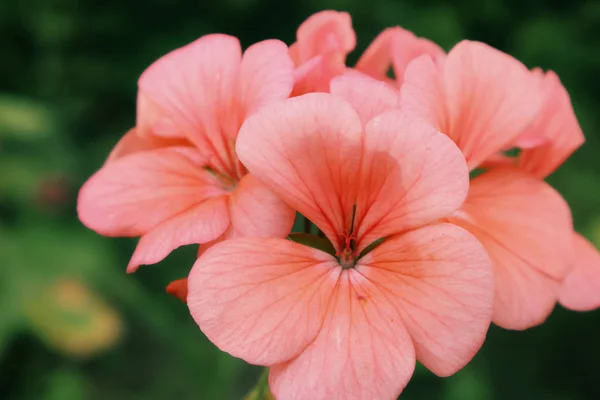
[{"x1": 337, "y1": 204, "x2": 359, "y2": 269}]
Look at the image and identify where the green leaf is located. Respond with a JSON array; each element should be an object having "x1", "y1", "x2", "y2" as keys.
[
  {"x1": 287, "y1": 233, "x2": 336, "y2": 256},
  {"x1": 358, "y1": 237, "x2": 386, "y2": 259}
]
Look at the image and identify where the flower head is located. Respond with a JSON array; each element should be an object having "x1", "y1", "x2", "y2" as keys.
[
  {"x1": 187, "y1": 78, "x2": 493, "y2": 399},
  {"x1": 77, "y1": 35, "x2": 296, "y2": 272},
  {"x1": 401, "y1": 40, "x2": 575, "y2": 329}
]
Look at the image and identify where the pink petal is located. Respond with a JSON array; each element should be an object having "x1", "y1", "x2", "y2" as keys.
[
  {"x1": 329, "y1": 73, "x2": 400, "y2": 124},
  {"x1": 354, "y1": 27, "x2": 399, "y2": 82},
  {"x1": 138, "y1": 34, "x2": 242, "y2": 177},
  {"x1": 400, "y1": 55, "x2": 448, "y2": 132},
  {"x1": 356, "y1": 26, "x2": 444, "y2": 86},
  {"x1": 290, "y1": 11, "x2": 356, "y2": 95},
  {"x1": 292, "y1": 52, "x2": 347, "y2": 95},
  {"x1": 77, "y1": 147, "x2": 226, "y2": 237},
  {"x1": 292, "y1": 11, "x2": 355, "y2": 63},
  {"x1": 269, "y1": 271, "x2": 415, "y2": 400},
  {"x1": 236, "y1": 93, "x2": 363, "y2": 253},
  {"x1": 449, "y1": 168, "x2": 573, "y2": 330},
  {"x1": 517, "y1": 70, "x2": 585, "y2": 178},
  {"x1": 136, "y1": 92, "x2": 179, "y2": 138},
  {"x1": 106, "y1": 128, "x2": 155, "y2": 163},
  {"x1": 187, "y1": 238, "x2": 340, "y2": 365},
  {"x1": 227, "y1": 174, "x2": 295, "y2": 239},
  {"x1": 443, "y1": 41, "x2": 542, "y2": 169},
  {"x1": 357, "y1": 223, "x2": 493, "y2": 376},
  {"x1": 105, "y1": 127, "x2": 190, "y2": 163},
  {"x1": 559, "y1": 233, "x2": 600, "y2": 311},
  {"x1": 127, "y1": 195, "x2": 230, "y2": 272},
  {"x1": 237, "y1": 39, "x2": 295, "y2": 119},
  {"x1": 355, "y1": 110, "x2": 469, "y2": 251}
]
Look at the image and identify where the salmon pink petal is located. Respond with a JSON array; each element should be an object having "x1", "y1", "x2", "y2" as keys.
[
  {"x1": 402, "y1": 42, "x2": 542, "y2": 170},
  {"x1": 105, "y1": 127, "x2": 191, "y2": 163},
  {"x1": 187, "y1": 238, "x2": 340, "y2": 365},
  {"x1": 106, "y1": 128, "x2": 153, "y2": 163},
  {"x1": 290, "y1": 11, "x2": 355, "y2": 95},
  {"x1": 127, "y1": 195, "x2": 230, "y2": 272},
  {"x1": 443, "y1": 41, "x2": 542, "y2": 168},
  {"x1": 356, "y1": 223, "x2": 493, "y2": 376},
  {"x1": 138, "y1": 34, "x2": 242, "y2": 176},
  {"x1": 355, "y1": 110, "x2": 469, "y2": 250},
  {"x1": 292, "y1": 11, "x2": 355, "y2": 63},
  {"x1": 77, "y1": 147, "x2": 225, "y2": 237},
  {"x1": 400, "y1": 55, "x2": 447, "y2": 132},
  {"x1": 517, "y1": 70, "x2": 585, "y2": 178},
  {"x1": 136, "y1": 92, "x2": 179, "y2": 138},
  {"x1": 354, "y1": 27, "x2": 398, "y2": 83},
  {"x1": 237, "y1": 39, "x2": 295, "y2": 119},
  {"x1": 329, "y1": 73, "x2": 399, "y2": 124},
  {"x1": 292, "y1": 52, "x2": 347, "y2": 95},
  {"x1": 559, "y1": 233, "x2": 600, "y2": 311},
  {"x1": 355, "y1": 27, "x2": 444, "y2": 86},
  {"x1": 449, "y1": 168, "x2": 573, "y2": 329},
  {"x1": 227, "y1": 174, "x2": 295, "y2": 239},
  {"x1": 269, "y1": 272, "x2": 415, "y2": 400},
  {"x1": 236, "y1": 93, "x2": 363, "y2": 253}
]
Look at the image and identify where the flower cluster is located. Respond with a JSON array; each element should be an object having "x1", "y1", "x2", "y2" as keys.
[{"x1": 77, "y1": 10, "x2": 600, "y2": 400}]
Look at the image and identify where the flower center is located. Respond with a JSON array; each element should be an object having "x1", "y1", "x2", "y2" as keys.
[{"x1": 337, "y1": 204, "x2": 358, "y2": 269}]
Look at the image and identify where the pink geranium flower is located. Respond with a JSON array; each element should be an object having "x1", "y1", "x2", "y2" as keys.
[
  {"x1": 187, "y1": 78, "x2": 494, "y2": 399},
  {"x1": 290, "y1": 10, "x2": 444, "y2": 94},
  {"x1": 401, "y1": 40, "x2": 575, "y2": 329},
  {"x1": 480, "y1": 68, "x2": 599, "y2": 312},
  {"x1": 77, "y1": 35, "x2": 296, "y2": 272}
]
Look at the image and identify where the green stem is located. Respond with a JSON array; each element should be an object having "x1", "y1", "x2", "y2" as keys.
[{"x1": 244, "y1": 368, "x2": 272, "y2": 400}]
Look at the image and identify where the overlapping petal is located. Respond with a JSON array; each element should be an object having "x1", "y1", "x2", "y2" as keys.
[
  {"x1": 227, "y1": 174, "x2": 295, "y2": 239},
  {"x1": 269, "y1": 272, "x2": 415, "y2": 400},
  {"x1": 290, "y1": 10, "x2": 356, "y2": 95},
  {"x1": 78, "y1": 147, "x2": 227, "y2": 237},
  {"x1": 138, "y1": 34, "x2": 242, "y2": 176},
  {"x1": 355, "y1": 26, "x2": 444, "y2": 86},
  {"x1": 355, "y1": 111, "x2": 469, "y2": 250},
  {"x1": 127, "y1": 195, "x2": 230, "y2": 272},
  {"x1": 401, "y1": 41, "x2": 541, "y2": 169},
  {"x1": 516, "y1": 69, "x2": 585, "y2": 178},
  {"x1": 236, "y1": 39, "x2": 295, "y2": 120},
  {"x1": 559, "y1": 233, "x2": 600, "y2": 311},
  {"x1": 236, "y1": 93, "x2": 363, "y2": 252},
  {"x1": 449, "y1": 168, "x2": 573, "y2": 329},
  {"x1": 358, "y1": 224, "x2": 493, "y2": 376},
  {"x1": 187, "y1": 238, "x2": 340, "y2": 365},
  {"x1": 329, "y1": 73, "x2": 399, "y2": 124}
]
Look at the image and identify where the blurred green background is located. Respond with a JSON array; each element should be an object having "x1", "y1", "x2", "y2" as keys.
[{"x1": 1, "y1": 0, "x2": 599, "y2": 399}]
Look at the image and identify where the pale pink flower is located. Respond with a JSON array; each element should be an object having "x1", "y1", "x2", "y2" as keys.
[
  {"x1": 77, "y1": 35, "x2": 296, "y2": 272},
  {"x1": 401, "y1": 40, "x2": 574, "y2": 330},
  {"x1": 187, "y1": 78, "x2": 493, "y2": 400}
]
